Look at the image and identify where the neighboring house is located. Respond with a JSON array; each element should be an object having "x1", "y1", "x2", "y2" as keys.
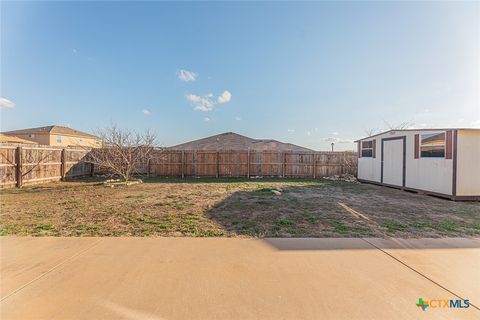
[
  {"x1": 355, "y1": 128, "x2": 480, "y2": 200},
  {"x1": 0, "y1": 134, "x2": 37, "y2": 145},
  {"x1": 169, "y1": 132, "x2": 314, "y2": 152},
  {"x1": 2, "y1": 125, "x2": 102, "y2": 148}
]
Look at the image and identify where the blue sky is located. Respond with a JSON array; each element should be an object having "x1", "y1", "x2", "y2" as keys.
[{"x1": 1, "y1": 1, "x2": 478, "y2": 151}]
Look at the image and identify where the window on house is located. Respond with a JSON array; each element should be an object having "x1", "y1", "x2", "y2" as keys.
[
  {"x1": 421, "y1": 132, "x2": 445, "y2": 158},
  {"x1": 56, "y1": 135, "x2": 62, "y2": 143},
  {"x1": 361, "y1": 140, "x2": 373, "y2": 157}
]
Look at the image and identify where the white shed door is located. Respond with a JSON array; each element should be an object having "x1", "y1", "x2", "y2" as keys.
[{"x1": 382, "y1": 139, "x2": 404, "y2": 187}]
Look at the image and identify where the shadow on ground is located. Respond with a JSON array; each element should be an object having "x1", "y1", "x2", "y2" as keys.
[{"x1": 206, "y1": 182, "x2": 480, "y2": 240}]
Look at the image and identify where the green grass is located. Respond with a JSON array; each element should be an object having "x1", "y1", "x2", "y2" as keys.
[
  {"x1": 306, "y1": 215, "x2": 319, "y2": 224},
  {"x1": 382, "y1": 220, "x2": 406, "y2": 233},
  {"x1": 275, "y1": 218, "x2": 293, "y2": 227},
  {"x1": 432, "y1": 221, "x2": 458, "y2": 232},
  {"x1": 331, "y1": 220, "x2": 350, "y2": 233},
  {"x1": 2, "y1": 178, "x2": 479, "y2": 237}
]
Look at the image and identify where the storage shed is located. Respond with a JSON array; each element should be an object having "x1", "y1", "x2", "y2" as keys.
[{"x1": 355, "y1": 128, "x2": 480, "y2": 200}]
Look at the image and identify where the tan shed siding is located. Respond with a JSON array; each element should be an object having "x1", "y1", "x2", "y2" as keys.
[
  {"x1": 455, "y1": 130, "x2": 480, "y2": 196},
  {"x1": 357, "y1": 138, "x2": 381, "y2": 182},
  {"x1": 446, "y1": 130, "x2": 453, "y2": 159},
  {"x1": 414, "y1": 134, "x2": 419, "y2": 159},
  {"x1": 358, "y1": 130, "x2": 454, "y2": 195},
  {"x1": 405, "y1": 130, "x2": 453, "y2": 195}
]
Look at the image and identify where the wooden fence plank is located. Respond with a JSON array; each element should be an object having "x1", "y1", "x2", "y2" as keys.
[
  {"x1": 1, "y1": 146, "x2": 358, "y2": 188},
  {"x1": 149, "y1": 150, "x2": 357, "y2": 179}
]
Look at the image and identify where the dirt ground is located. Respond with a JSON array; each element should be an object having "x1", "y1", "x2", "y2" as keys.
[{"x1": 1, "y1": 178, "x2": 479, "y2": 237}]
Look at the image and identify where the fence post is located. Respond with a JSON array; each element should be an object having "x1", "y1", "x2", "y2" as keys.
[
  {"x1": 193, "y1": 150, "x2": 196, "y2": 178},
  {"x1": 247, "y1": 150, "x2": 250, "y2": 178},
  {"x1": 181, "y1": 151, "x2": 185, "y2": 179},
  {"x1": 313, "y1": 153, "x2": 316, "y2": 179},
  {"x1": 60, "y1": 149, "x2": 66, "y2": 181},
  {"x1": 216, "y1": 151, "x2": 219, "y2": 178},
  {"x1": 147, "y1": 158, "x2": 151, "y2": 178},
  {"x1": 15, "y1": 146, "x2": 23, "y2": 188}
]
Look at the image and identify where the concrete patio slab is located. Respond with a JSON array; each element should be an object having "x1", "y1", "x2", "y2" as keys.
[
  {"x1": 1, "y1": 237, "x2": 479, "y2": 320},
  {"x1": 367, "y1": 237, "x2": 480, "y2": 308},
  {"x1": 0, "y1": 237, "x2": 100, "y2": 299}
]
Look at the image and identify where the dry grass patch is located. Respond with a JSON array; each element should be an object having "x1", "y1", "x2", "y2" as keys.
[{"x1": 1, "y1": 178, "x2": 479, "y2": 237}]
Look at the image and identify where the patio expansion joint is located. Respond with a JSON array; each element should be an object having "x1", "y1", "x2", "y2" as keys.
[
  {"x1": 361, "y1": 238, "x2": 480, "y2": 312},
  {"x1": 0, "y1": 238, "x2": 104, "y2": 303}
]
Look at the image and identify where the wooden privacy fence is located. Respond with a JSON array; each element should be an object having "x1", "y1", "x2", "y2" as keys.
[
  {"x1": 0, "y1": 146, "x2": 358, "y2": 188},
  {"x1": 149, "y1": 150, "x2": 357, "y2": 178},
  {"x1": 0, "y1": 145, "x2": 93, "y2": 188}
]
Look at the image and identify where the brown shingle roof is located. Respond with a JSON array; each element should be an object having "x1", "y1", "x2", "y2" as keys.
[
  {"x1": 0, "y1": 134, "x2": 37, "y2": 144},
  {"x1": 2, "y1": 125, "x2": 99, "y2": 139},
  {"x1": 169, "y1": 132, "x2": 314, "y2": 151}
]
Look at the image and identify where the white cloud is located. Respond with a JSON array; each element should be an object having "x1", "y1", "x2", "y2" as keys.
[
  {"x1": 235, "y1": 116, "x2": 241, "y2": 121},
  {"x1": 177, "y1": 69, "x2": 197, "y2": 82},
  {"x1": 217, "y1": 90, "x2": 232, "y2": 104},
  {"x1": 287, "y1": 129, "x2": 295, "y2": 133},
  {"x1": 307, "y1": 131, "x2": 311, "y2": 136},
  {"x1": 142, "y1": 109, "x2": 151, "y2": 115},
  {"x1": 186, "y1": 93, "x2": 215, "y2": 111},
  {"x1": 186, "y1": 90, "x2": 232, "y2": 112},
  {"x1": 203, "y1": 117, "x2": 211, "y2": 122},
  {"x1": 331, "y1": 132, "x2": 339, "y2": 136},
  {"x1": 0, "y1": 97, "x2": 15, "y2": 108},
  {"x1": 72, "y1": 48, "x2": 78, "y2": 54}
]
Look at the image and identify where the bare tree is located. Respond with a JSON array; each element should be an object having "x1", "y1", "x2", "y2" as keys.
[
  {"x1": 87, "y1": 125, "x2": 158, "y2": 182},
  {"x1": 364, "y1": 128, "x2": 379, "y2": 137},
  {"x1": 364, "y1": 120, "x2": 415, "y2": 138},
  {"x1": 383, "y1": 120, "x2": 414, "y2": 130}
]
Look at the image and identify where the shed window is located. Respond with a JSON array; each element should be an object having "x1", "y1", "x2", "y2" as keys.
[
  {"x1": 420, "y1": 132, "x2": 445, "y2": 158},
  {"x1": 361, "y1": 140, "x2": 373, "y2": 157},
  {"x1": 56, "y1": 135, "x2": 62, "y2": 143}
]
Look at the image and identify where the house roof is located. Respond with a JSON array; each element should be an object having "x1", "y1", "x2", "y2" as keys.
[
  {"x1": 2, "y1": 125, "x2": 99, "y2": 139},
  {"x1": 0, "y1": 134, "x2": 37, "y2": 144},
  {"x1": 169, "y1": 132, "x2": 314, "y2": 151},
  {"x1": 354, "y1": 128, "x2": 480, "y2": 142}
]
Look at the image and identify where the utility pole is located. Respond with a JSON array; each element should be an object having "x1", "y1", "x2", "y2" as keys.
[{"x1": 331, "y1": 142, "x2": 334, "y2": 152}]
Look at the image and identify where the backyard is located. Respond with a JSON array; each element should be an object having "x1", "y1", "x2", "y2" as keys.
[{"x1": 1, "y1": 178, "x2": 479, "y2": 238}]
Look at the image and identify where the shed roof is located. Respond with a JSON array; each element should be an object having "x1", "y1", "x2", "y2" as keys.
[
  {"x1": 169, "y1": 132, "x2": 314, "y2": 151},
  {"x1": 2, "y1": 125, "x2": 99, "y2": 139},
  {"x1": 354, "y1": 128, "x2": 480, "y2": 142}
]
